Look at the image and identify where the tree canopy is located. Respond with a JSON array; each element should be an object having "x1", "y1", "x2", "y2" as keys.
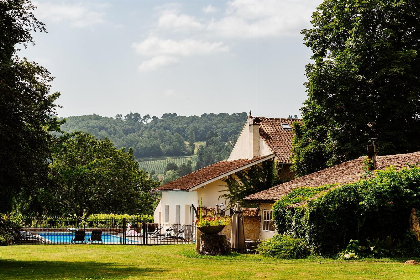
[
  {"x1": 46, "y1": 132, "x2": 159, "y2": 217},
  {"x1": 292, "y1": 0, "x2": 420, "y2": 176},
  {"x1": 60, "y1": 112, "x2": 247, "y2": 160},
  {"x1": 0, "y1": 0, "x2": 62, "y2": 213}
]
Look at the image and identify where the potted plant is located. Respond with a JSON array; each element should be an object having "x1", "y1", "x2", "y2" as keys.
[{"x1": 196, "y1": 216, "x2": 230, "y2": 235}]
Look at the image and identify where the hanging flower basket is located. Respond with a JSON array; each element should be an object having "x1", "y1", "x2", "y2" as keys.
[{"x1": 198, "y1": 225, "x2": 225, "y2": 235}]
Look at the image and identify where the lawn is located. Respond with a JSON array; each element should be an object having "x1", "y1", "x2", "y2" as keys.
[{"x1": 1, "y1": 244, "x2": 420, "y2": 279}]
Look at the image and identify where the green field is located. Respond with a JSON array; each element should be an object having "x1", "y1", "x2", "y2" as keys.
[
  {"x1": 1, "y1": 245, "x2": 420, "y2": 279},
  {"x1": 138, "y1": 156, "x2": 198, "y2": 174}
]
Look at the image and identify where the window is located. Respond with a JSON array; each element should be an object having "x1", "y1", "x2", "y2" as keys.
[
  {"x1": 165, "y1": 205, "x2": 169, "y2": 223},
  {"x1": 281, "y1": 123, "x2": 292, "y2": 130},
  {"x1": 175, "y1": 205, "x2": 180, "y2": 224},
  {"x1": 263, "y1": 210, "x2": 275, "y2": 231}
]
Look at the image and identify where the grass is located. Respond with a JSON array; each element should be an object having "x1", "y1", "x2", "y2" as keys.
[{"x1": 1, "y1": 244, "x2": 420, "y2": 279}]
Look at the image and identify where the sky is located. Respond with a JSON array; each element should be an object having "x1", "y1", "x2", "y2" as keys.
[{"x1": 21, "y1": 0, "x2": 323, "y2": 119}]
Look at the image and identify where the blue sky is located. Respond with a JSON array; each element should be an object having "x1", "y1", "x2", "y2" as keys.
[{"x1": 21, "y1": 0, "x2": 322, "y2": 118}]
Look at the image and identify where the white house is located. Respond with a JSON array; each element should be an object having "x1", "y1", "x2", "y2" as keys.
[{"x1": 153, "y1": 114, "x2": 299, "y2": 240}]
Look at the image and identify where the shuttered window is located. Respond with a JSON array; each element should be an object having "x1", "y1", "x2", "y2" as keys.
[{"x1": 165, "y1": 205, "x2": 169, "y2": 223}]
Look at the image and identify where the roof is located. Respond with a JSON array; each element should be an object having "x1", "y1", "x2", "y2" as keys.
[
  {"x1": 156, "y1": 154, "x2": 275, "y2": 191},
  {"x1": 253, "y1": 117, "x2": 299, "y2": 163},
  {"x1": 245, "y1": 151, "x2": 420, "y2": 203}
]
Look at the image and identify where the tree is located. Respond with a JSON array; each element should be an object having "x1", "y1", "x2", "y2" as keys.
[
  {"x1": 162, "y1": 170, "x2": 179, "y2": 185},
  {"x1": 195, "y1": 131, "x2": 232, "y2": 170},
  {"x1": 292, "y1": 0, "x2": 420, "y2": 176},
  {"x1": 178, "y1": 161, "x2": 193, "y2": 177},
  {"x1": 165, "y1": 162, "x2": 178, "y2": 172},
  {"x1": 47, "y1": 132, "x2": 159, "y2": 217},
  {"x1": 221, "y1": 160, "x2": 279, "y2": 207},
  {"x1": 0, "y1": 0, "x2": 62, "y2": 213}
]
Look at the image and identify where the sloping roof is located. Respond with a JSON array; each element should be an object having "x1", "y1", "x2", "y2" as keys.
[
  {"x1": 245, "y1": 151, "x2": 420, "y2": 203},
  {"x1": 156, "y1": 155, "x2": 274, "y2": 191},
  {"x1": 254, "y1": 117, "x2": 299, "y2": 163}
]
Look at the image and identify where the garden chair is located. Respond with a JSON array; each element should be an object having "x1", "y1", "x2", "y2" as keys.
[
  {"x1": 149, "y1": 225, "x2": 164, "y2": 239},
  {"x1": 172, "y1": 224, "x2": 185, "y2": 241},
  {"x1": 88, "y1": 230, "x2": 103, "y2": 244},
  {"x1": 71, "y1": 230, "x2": 86, "y2": 244}
]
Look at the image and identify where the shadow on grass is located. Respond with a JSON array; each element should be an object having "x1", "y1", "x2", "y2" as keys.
[{"x1": 0, "y1": 259, "x2": 165, "y2": 279}]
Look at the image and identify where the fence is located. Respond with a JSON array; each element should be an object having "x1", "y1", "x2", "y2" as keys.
[{"x1": 14, "y1": 217, "x2": 195, "y2": 245}]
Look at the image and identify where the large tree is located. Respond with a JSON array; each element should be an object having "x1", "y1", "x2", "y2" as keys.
[
  {"x1": 292, "y1": 0, "x2": 420, "y2": 176},
  {"x1": 46, "y1": 132, "x2": 159, "y2": 217},
  {"x1": 0, "y1": 0, "x2": 62, "y2": 213}
]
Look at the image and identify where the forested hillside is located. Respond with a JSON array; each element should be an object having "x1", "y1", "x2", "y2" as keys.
[{"x1": 61, "y1": 112, "x2": 248, "y2": 171}]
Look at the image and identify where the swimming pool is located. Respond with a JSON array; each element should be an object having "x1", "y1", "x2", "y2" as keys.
[{"x1": 37, "y1": 232, "x2": 140, "y2": 244}]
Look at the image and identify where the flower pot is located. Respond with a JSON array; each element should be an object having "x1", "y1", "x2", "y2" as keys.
[{"x1": 198, "y1": 225, "x2": 225, "y2": 235}]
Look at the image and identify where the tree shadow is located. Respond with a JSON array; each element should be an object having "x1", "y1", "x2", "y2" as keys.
[{"x1": 0, "y1": 259, "x2": 165, "y2": 279}]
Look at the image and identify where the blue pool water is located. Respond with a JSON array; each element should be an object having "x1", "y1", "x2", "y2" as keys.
[{"x1": 37, "y1": 232, "x2": 138, "y2": 244}]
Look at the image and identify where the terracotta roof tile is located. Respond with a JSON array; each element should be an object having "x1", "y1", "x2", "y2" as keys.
[
  {"x1": 255, "y1": 117, "x2": 300, "y2": 163},
  {"x1": 156, "y1": 155, "x2": 274, "y2": 191},
  {"x1": 245, "y1": 151, "x2": 420, "y2": 202}
]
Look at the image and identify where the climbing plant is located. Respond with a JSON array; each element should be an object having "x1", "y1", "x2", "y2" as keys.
[{"x1": 273, "y1": 165, "x2": 420, "y2": 256}]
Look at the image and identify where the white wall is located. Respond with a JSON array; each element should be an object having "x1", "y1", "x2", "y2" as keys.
[
  {"x1": 155, "y1": 190, "x2": 198, "y2": 228},
  {"x1": 259, "y1": 203, "x2": 276, "y2": 240},
  {"x1": 196, "y1": 179, "x2": 229, "y2": 208},
  {"x1": 228, "y1": 120, "x2": 272, "y2": 160}
]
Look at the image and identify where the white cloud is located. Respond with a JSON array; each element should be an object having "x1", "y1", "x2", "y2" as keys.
[
  {"x1": 202, "y1": 4, "x2": 218, "y2": 14},
  {"x1": 33, "y1": 1, "x2": 106, "y2": 28},
  {"x1": 164, "y1": 89, "x2": 176, "y2": 97},
  {"x1": 158, "y1": 13, "x2": 204, "y2": 32},
  {"x1": 138, "y1": 56, "x2": 180, "y2": 72},
  {"x1": 207, "y1": 0, "x2": 316, "y2": 38},
  {"x1": 133, "y1": 0, "x2": 316, "y2": 72},
  {"x1": 133, "y1": 37, "x2": 229, "y2": 57},
  {"x1": 133, "y1": 37, "x2": 229, "y2": 71},
  {"x1": 150, "y1": 0, "x2": 316, "y2": 38}
]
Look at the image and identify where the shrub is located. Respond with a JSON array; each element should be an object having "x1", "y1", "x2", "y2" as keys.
[
  {"x1": 257, "y1": 234, "x2": 311, "y2": 259},
  {"x1": 0, "y1": 216, "x2": 21, "y2": 246},
  {"x1": 273, "y1": 166, "x2": 420, "y2": 256}
]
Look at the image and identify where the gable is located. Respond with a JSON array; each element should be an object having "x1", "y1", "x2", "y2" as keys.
[
  {"x1": 156, "y1": 155, "x2": 275, "y2": 192},
  {"x1": 228, "y1": 117, "x2": 299, "y2": 163}
]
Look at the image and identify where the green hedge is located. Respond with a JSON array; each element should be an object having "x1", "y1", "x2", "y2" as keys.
[
  {"x1": 9, "y1": 213, "x2": 153, "y2": 229},
  {"x1": 273, "y1": 165, "x2": 420, "y2": 256}
]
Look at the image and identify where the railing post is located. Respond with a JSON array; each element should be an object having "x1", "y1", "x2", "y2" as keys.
[
  {"x1": 122, "y1": 218, "x2": 126, "y2": 245},
  {"x1": 143, "y1": 221, "x2": 147, "y2": 245}
]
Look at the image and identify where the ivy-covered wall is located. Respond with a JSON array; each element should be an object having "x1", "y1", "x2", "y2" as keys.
[{"x1": 273, "y1": 166, "x2": 420, "y2": 256}]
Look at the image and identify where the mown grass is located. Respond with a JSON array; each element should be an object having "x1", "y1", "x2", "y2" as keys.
[{"x1": 1, "y1": 244, "x2": 420, "y2": 279}]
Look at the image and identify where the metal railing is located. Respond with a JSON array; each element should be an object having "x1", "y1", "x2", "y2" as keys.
[{"x1": 14, "y1": 218, "x2": 194, "y2": 245}]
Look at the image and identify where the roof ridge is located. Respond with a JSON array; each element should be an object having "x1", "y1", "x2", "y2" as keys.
[{"x1": 245, "y1": 151, "x2": 420, "y2": 203}]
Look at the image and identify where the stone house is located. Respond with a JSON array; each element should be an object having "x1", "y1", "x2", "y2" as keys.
[
  {"x1": 245, "y1": 151, "x2": 420, "y2": 239},
  {"x1": 153, "y1": 114, "x2": 299, "y2": 240}
]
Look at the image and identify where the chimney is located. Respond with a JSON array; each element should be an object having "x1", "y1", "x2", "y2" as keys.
[
  {"x1": 248, "y1": 117, "x2": 260, "y2": 159},
  {"x1": 366, "y1": 139, "x2": 377, "y2": 170}
]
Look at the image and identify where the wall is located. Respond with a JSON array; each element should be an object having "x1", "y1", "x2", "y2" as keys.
[
  {"x1": 155, "y1": 190, "x2": 198, "y2": 229},
  {"x1": 278, "y1": 164, "x2": 295, "y2": 182},
  {"x1": 220, "y1": 216, "x2": 260, "y2": 241},
  {"x1": 259, "y1": 203, "x2": 276, "y2": 240},
  {"x1": 196, "y1": 179, "x2": 229, "y2": 208},
  {"x1": 228, "y1": 121, "x2": 272, "y2": 161}
]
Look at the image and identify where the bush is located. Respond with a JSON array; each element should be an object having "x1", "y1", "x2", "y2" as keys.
[
  {"x1": 273, "y1": 165, "x2": 420, "y2": 256},
  {"x1": 257, "y1": 234, "x2": 311, "y2": 259},
  {"x1": 0, "y1": 216, "x2": 21, "y2": 246}
]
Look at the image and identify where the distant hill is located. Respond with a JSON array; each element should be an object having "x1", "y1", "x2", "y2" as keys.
[{"x1": 60, "y1": 112, "x2": 248, "y2": 169}]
